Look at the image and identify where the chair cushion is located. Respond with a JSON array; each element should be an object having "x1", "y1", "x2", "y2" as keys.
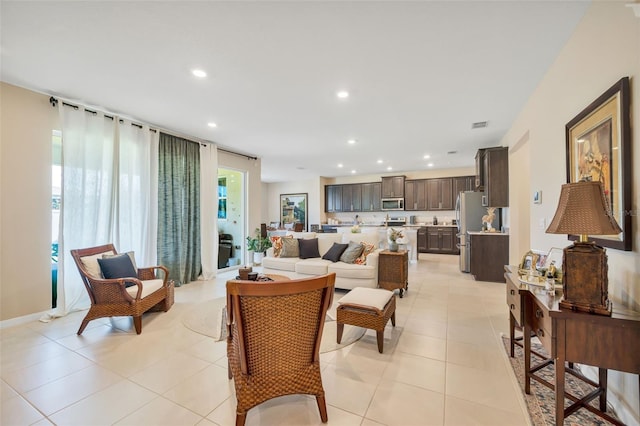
[
  {"x1": 97, "y1": 255, "x2": 138, "y2": 286},
  {"x1": 340, "y1": 242, "x2": 364, "y2": 264},
  {"x1": 295, "y1": 258, "x2": 332, "y2": 275},
  {"x1": 80, "y1": 250, "x2": 115, "y2": 279},
  {"x1": 298, "y1": 238, "x2": 320, "y2": 259},
  {"x1": 322, "y1": 243, "x2": 349, "y2": 262},
  {"x1": 280, "y1": 237, "x2": 300, "y2": 258},
  {"x1": 338, "y1": 287, "x2": 393, "y2": 310},
  {"x1": 328, "y1": 262, "x2": 376, "y2": 279},
  {"x1": 125, "y1": 278, "x2": 164, "y2": 299}
]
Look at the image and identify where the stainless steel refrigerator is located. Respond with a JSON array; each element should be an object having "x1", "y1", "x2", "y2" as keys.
[{"x1": 455, "y1": 191, "x2": 485, "y2": 272}]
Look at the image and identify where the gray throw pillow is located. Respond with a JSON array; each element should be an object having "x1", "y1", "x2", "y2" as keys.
[
  {"x1": 280, "y1": 237, "x2": 300, "y2": 258},
  {"x1": 340, "y1": 241, "x2": 364, "y2": 264}
]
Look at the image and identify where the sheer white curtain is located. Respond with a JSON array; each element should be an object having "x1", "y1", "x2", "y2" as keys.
[
  {"x1": 114, "y1": 122, "x2": 159, "y2": 266},
  {"x1": 58, "y1": 106, "x2": 117, "y2": 314},
  {"x1": 200, "y1": 143, "x2": 218, "y2": 280}
]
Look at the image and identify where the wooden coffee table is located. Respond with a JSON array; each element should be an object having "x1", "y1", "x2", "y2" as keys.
[{"x1": 263, "y1": 274, "x2": 291, "y2": 281}]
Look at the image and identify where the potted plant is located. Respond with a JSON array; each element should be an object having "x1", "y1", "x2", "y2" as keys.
[
  {"x1": 387, "y1": 227, "x2": 404, "y2": 252},
  {"x1": 246, "y1": 228, "x2": 272, "y2": 265}
]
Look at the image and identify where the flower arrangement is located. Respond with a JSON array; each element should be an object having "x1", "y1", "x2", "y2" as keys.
[
  {"x1": 387, "y1": 227, "x2": 404, "y2": 242},
  {"x1": 350, "y1": 224, "x2": 361, "y2": 233},
  {"x1": 482, "y1": 207, "x2": 496, "y2": 231}
]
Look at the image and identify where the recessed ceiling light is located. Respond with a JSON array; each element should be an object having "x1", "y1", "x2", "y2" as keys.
[
  {"x1": 351, "y1": 170, "x2": 356, "y2": 174},
  {"x1": 347, "y1": 139, "x2": 356, "y2": 145},
  {"x1": 387, "y1": 166, "x2": 392, "y2": 171},
  {"x1": 423, "y1": 154, "x2": 430, "y2": 159},
  {"x1": 337, "y1": 163, "x2": 343, "y2": 168},
  {"x1": 207, "y1": 122, "x2": 217, "y2": 128},
  {"x1": 192, "y1": 69, "x2": 207, "y2": 78},
  {"x1": 377, "y1": 159, "x2": 383, "y2": 164},
  {"x1": 337, "y1": 91, "x2": 349, "y2": 99},
  {"x1": 427, "y1": 163, "x2": 434, "y2": 167}
]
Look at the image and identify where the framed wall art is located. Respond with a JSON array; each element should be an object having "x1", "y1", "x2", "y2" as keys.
[
  {"x1": 280, "y1": 193, "x2": 307, "y2": 232},
  {"x1": 565, "y1": 77, "x2": 631, "y2": 251}
]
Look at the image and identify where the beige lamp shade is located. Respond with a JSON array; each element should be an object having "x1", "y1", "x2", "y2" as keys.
[{"x1": 546, "y1": 181, "x2": 622, "y2": 238}]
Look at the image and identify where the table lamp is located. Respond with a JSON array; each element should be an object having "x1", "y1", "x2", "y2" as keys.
[{"x1": 545, "y1": 180, "x2": 622, "y2": 315}]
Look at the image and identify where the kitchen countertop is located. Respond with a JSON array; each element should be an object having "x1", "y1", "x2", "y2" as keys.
[{"x1": 467, "y1": 230, "x2": 509, "y2": 236}]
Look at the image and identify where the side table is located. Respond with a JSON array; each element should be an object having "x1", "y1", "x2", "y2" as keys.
[{"x1": 378, "y1": 250, "x2": 408, "y2": 297}]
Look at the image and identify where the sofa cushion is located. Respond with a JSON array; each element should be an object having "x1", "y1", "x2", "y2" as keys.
[
  {"x1": 125, "y1": 278, "x2": 164, "y2": 299},
  {"x1": 261, "y1": 256, "x2": 299, "y2": 272},
  {"x1": 340, "y1": 242, "x2": 364, "y2": 264},
  {"x1": 280, "y1": 237, "x2": 300, "y2": 258},
  {"x1": 344, "y1": 231, "x2": 380, "y2": 248},
  {"x1": 102, "y1": 251, "x2": 138, "y2": 271},
  {"x1": 286, "y1": 231, "x2": 316, "y2": 240},
  {"x1": 298, "y1": 238, "x2": 320, "y2": 259},
  {"x1": 295, "y1": 258, "x2": 332, "y2": 275},
  {"x1": 328, "y1": 262, "x2": 376, "y2": 280},
  {"x1": 354, "y1": 242, "x2": 376, "y2": 265},
  {"x1": 322, "y1": 243, "x2": 349, "y2": 262},
  {"x1": 316, "y1": 233, "x2": 343, "y2": 256}
]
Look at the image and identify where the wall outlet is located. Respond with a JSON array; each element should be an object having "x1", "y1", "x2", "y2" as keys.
[{"x1": 539, "y1": 218, "x2": 546, "y2": 230}]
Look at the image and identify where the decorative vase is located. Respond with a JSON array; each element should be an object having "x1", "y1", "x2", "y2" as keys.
[
  {"x1": 388, "y1": 241, "x2": 398, "y2": 252},
  {"x1": 253, "y1": 252, "x2": 264, "y2": 266}
]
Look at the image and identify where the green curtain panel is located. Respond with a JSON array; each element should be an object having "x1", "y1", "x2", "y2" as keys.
[{"x1": 157, "y1": 133, "x2": 202, "y2": 285}]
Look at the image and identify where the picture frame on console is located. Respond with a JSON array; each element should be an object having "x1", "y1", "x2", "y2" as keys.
[
  {"x1": 565, "y1": 76, "x2": 631, "y2": 251},
  {"x1": 280, "y1": 193, "x2": 307, "y2": 232}
]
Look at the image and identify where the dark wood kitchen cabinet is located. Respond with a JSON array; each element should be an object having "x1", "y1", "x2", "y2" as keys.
[
  {"x1": 453, "y1": 176, "x2": 475, "y2": 199},
  {"x1": 361, "y1": 182, "x2": 381, "y2": 212},
  {"x1": 325, "y1": 185, "x2": 343, "y2": 212},
  {"x1": 417, "y1": 227, "x2": 428, "y2": 252},
  {"x1": 427, "y1": 178, "x2": 454, "y2": 210},
  {"x1": 475, "y1": 149, "x2": 486, "y2": 191},
  {"x1": 341, "y1": 184, "x2": 362, "y2": 212},
  {"x1": 483, "y1": 147, "x2": 509, "y2": 207},
  {"x1": 404, "y1": 180, "x2": 428, "y2": 211},
  {"x1": 469, "y1": 233, "x2": 508, "y2": 282},
  {"x1": 381, "y1": 176, "x2": 405, "y2": 198},
  {"x1": 425, "y1": 227, "x2": 458, "y2": 254}
]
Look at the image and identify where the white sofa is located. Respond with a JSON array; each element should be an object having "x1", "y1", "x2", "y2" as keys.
[{"x1": 262, "y1": 231, "x2": 383, "y2": 290}]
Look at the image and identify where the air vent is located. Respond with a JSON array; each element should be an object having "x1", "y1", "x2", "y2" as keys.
[
  {"x1": 447, "y1": 150, "x2": 458, "y2": 155},
  {"x1": 471, "y1": 121, "x2": 488, "y2": 129}
]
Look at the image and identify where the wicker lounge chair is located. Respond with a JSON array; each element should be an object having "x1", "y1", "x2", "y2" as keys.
[
  {"x1": 226, "y1": 273, "x2": 336, "y2": 425},
  {"x1": 70, "y1": 244, "x2": 174, "y2": 335}
]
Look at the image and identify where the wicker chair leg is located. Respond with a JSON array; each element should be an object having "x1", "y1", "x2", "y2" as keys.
[
  {"x1": 133, "y1": 316, "x2": 142, "y2": 334},
  {"x1": 235, "y1": 412, "x2": 246, "y2": 426},
  {"x1": 336, "y1": 323, "x2": 344, "y2": 344},
  {"x1": 77, "y1": 319, "x2": 90, "y2": 335},
  {"x1": 227, "y1": 359, "x2": 232, "y2": 380},
  {"x1": 316, "y1": 395, "x2": 328, "y2": 422},
  {"x1": 376, "y1": 330, "x2": 384, "y2": 353}
]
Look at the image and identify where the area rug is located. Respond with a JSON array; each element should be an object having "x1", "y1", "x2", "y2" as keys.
[
  {"x1": 502, "y1": 336, "x2": 619, "y2": 426},
  {"x1": 182, "y1": 297, "x2": 365, "y2": 353}
]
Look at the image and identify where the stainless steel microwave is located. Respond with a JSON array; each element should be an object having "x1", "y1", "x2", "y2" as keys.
[{"x1": 381, "y1": 198, "x2": 404, "y2": 211}]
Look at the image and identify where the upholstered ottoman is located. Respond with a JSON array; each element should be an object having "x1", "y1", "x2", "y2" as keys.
[{"x1": 336, "y1": 287, "x2": 396, "y2": 353}]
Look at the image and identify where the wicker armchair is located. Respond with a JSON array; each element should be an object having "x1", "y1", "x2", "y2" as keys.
[
  {"x1": 70, "y1": 244, "x2": 174, "y2": 335},
  {"x1": 226, "y1": 273, "x2": 336, "y2": 426}
]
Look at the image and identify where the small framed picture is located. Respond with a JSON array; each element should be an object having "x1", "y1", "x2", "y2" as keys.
[
  {"x1": 533, "y1": 190, "x2": 542, "y2": 204},
  {"x1": 519, "y1": 250, "x2": 540, "y2": 276}
]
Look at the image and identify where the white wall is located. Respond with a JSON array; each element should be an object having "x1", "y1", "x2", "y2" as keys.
[
  {"x1": 502, "y1": 3, "x2": 639, "y2": 424},
  {"x1": 266, "y1": 177, "x2": 322, "y2": 230},
  {"x1": 1, "y1": 83, "x2": 58, "y2": 320}
]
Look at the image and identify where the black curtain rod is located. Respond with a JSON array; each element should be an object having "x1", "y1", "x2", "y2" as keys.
[{"x1": 49, "y1": 96, "x2": 258, "y2": 160}]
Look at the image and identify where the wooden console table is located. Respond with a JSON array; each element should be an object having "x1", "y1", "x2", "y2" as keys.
[
  {"x1": 378, "y1": 250, "x2": 408, "y2": 297},
  {"x1": 505, "y1": 266, "x2": 640, "y2": 425}
]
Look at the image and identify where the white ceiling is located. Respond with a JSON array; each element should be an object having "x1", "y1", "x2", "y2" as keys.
[{"x1": 1, "y1": 1, "x2": 589, "y2": 182}]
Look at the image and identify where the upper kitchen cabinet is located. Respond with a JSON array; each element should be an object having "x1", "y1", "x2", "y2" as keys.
[
  {"x1": 341, "y1": 184, "x2": 362, "y2": 212},
  {"x1": 325, "y1": 185, "x2": 343, "y2": 212},
  {"x1": 361, "y1": 182, "x2": 381, "y2": 212},
  {"x1": 453, "y1": 176, "x2": 475, "y2": 198},
  {"x1": 404, "y1": 179, "x2": 428, "y2": 211},
  {"x1": 381, "y1": 176, "x2": 405, "y2": 198},
  {"x1": 483, "y1": 147, "x2": 509, "y2": 207},
  {"x1": 427, "y1": 178, "x2": 454, "y2": 210},
  {"x1": 475, "y1": 149, "x2": 486, "y2": 191}
]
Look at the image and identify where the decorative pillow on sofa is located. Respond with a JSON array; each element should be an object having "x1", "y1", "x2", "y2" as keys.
[
  {"x1": 298, "y1": 238, "x2": 321, "y2": 259},
  {"x1": 280, "y1": 237, "x2": 300, "y2": 258},
  {"x1": 354, "y1": 242, "x2": 376, "y2": 265},
  {"x1": 97, "y1": 254, "x2": 138, "y2": 287},
  {"x1": 340, "y1": 242, "x2": 365, "y2": 264},
  {"x1": 270, "y1": 235, "x2": 292, "y2": 257},
  {"x1": 322, "y1": 243, "x2": 349, "y2": 262}
]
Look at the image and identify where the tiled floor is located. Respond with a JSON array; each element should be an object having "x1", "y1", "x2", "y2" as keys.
[{"x1": 1, "y1": 254, "x2": 531, "y2": 425}]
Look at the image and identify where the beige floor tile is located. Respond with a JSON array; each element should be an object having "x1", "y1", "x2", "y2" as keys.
[
  {"x1": 56, "y1": 324, "x2": 128, "y2": 351},
  {"x1": 321, "y1": 367, "x2": 377, "y2": 416},
  {"x1": 361, "y1": 418, "x2": 387, "y2": 426},
  {"x1": 383, "y1": 351, "x2": 446, "y2": 393},
  {"x1": 196, "y1": 418, "x2": 219, "y2": 426},
  {"x1": 446, "y1": 340, "x2": 510, "y2": 374},
  {"x1": 1, "y1": 379, "x2": 18, "y2": 401},
  {"x1": 129, "y1": 352, "x2": 210, "y2": 393},
  {"x1": 444, "y1": 395, "x2": 530, "y2": 426},
  {"x1": 395, "y1": 330, "x2": 446, "y2": 361},
  {"x1": 23, "y1": 365, "x2": 123, "y2": 416},
  {"x1": 114, "y1": 396, "x2": 203, "y2": 425},
  {"x1": 1, "y1": 394, "x2": 44, "y2": 426},
  {"x1": 366, "y1": 379, "x2": 445, "y2": 426},
  {"x1": 1, "y1": 341, "x2": 71, "y2": 374},
  {"x1": 49, "y1": 380, "x2": 157, "y2": 425},
  {"x1": 180, "y1": 337, "x2": 227, "y2": 364},
  {"x1": 163, "y1": 364, "x2": 233, "y2": 417}
]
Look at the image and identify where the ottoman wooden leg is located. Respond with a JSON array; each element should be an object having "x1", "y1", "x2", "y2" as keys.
[
  {"x1": 376, "y1": 330, "x2": 384, "y2": 353},
  {"x1": 337, "y1": 323, "x2": 344, "y2": 344}
]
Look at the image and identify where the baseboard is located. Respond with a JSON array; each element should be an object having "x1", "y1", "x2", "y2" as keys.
[{"x1": 0, "y1": 309, "x2": 50, "y2": 329}]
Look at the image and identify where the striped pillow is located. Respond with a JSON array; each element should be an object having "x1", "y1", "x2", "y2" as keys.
[{"x1": 354, "y1": 242, "x2": 376, "y2": 265}]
